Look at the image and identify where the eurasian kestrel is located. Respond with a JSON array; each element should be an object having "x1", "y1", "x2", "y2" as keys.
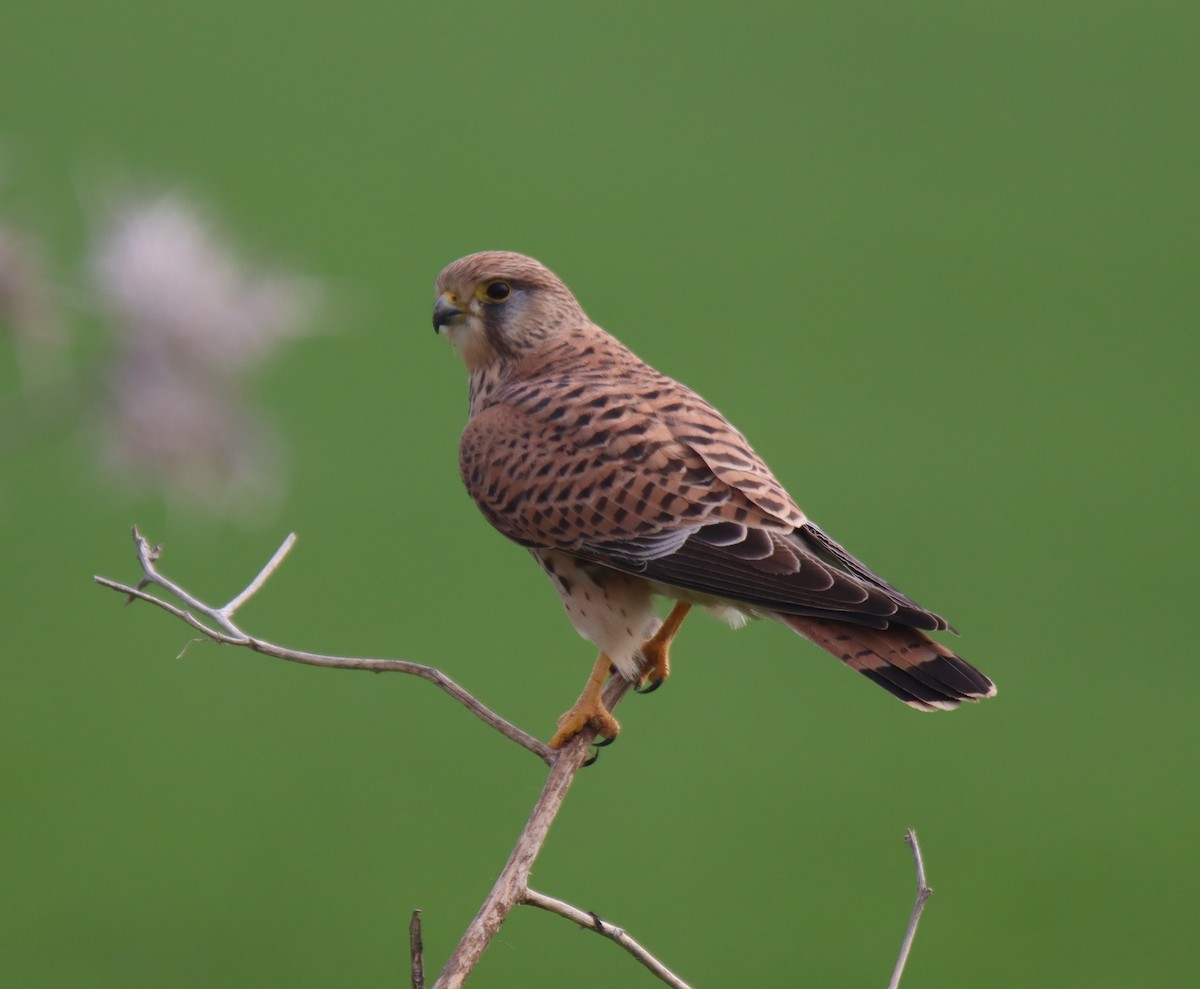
[{"x1": 434, "y1": 251, "x2": 995, "y2": 748}]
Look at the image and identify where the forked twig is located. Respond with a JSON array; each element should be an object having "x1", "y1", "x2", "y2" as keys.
[
  {"x1": 94, "y1": 527, "x2": 552, "y2": 763},
  {"x1": 431, "y1": 669, "x2": 655, "y2": 988},
  {"x1": 96, "y1": 528, "x2": 683, "y2": 985},
  {"x1": 888, "y1": 829, "x2": 933, "y2": 989}
]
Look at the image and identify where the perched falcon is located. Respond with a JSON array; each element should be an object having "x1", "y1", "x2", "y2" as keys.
[{"x1": 434, "y1": 251, "x2": 995, "y2": 747}]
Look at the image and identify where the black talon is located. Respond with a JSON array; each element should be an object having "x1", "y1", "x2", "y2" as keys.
[
  {"x1": 582, "y1": 748, "x2": 600, "y2": 768},
  {"x1": 593, "y1": 733, "x2": 616, "y2": 747},
  {"x1": 635, "y1": 678, "x2": 663, "y2": 695}
]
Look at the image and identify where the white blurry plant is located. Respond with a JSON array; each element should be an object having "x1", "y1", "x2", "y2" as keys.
[{"x1": 89, "y1": 195, "x2": 319, "y2": 519}]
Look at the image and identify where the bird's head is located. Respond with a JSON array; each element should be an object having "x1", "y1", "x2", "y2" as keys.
[{"x1": 433, "y1": 251, "x2": 586, "y2": 370}]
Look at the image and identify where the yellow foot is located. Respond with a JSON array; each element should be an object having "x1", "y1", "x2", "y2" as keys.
[
  {"x1": 549, "y1": 653, "x2": 621, "y2": 749},
  {"x1": 549, "y1": 697, "x2": 620, "y2": 749},
  {"x1": 637, "y1": 602, "x2": 692, "y2": 692},
  {"x1": 637, "y1": 639, "x2": 670, "y2": 692}
]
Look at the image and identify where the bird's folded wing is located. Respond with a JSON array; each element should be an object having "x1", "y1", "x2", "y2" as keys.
[{"x1": 460, "y1": 378, "x2": 945, "y2": 631}]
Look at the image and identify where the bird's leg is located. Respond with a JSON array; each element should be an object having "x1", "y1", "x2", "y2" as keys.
[
  {"x1": 637, "y1": 601, "x2": 692, "y2": 693},
  {"x1": 549, "y1": 652, "x2": 621, "y2": 749}
]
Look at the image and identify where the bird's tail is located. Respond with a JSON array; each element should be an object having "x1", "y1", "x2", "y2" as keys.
[{"x1": 778, "y1": 614, "x2": 996, "y2": 711}]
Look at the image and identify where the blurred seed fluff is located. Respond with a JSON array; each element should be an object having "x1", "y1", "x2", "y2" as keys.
[{"x1": 86, "y1": 194, "x2": 321, "y2": 520}]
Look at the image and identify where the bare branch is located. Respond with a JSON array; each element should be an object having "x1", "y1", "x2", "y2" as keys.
[
  {"x1": 524, "y1": 888, "x2": 694, "y2": 989},
  {"x1": 99, "y1": 527, "x2": 930, "y2": 987},
  {"x1": 410, "y1": 910, "x2": 425, "y2": 989},
  {"x1": 97, "y1": 534, "x2": 688, "y2": 980},
  {"x1": 888, "y1": 829, "x2": 933, "y2": 989},
  {"x1": 434, "y1": 726, "x2": 601, "y2": 987},
  {"x1": 94, "y1": 527, "x2": 553, "y2": 763},
  {"x1": 433, "y1": 664, "x2": 642, "y2": 988}
]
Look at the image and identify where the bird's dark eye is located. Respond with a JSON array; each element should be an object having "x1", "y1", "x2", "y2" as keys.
[{"x1": 484, "y1": 281, "x2": 511, "y2": 302}]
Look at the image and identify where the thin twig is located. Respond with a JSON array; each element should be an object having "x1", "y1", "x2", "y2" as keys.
[
  {"x1": 524, "y1": 888, "x2": 694, "y2": 989},
  {"x1": 94, "y1": 528, "x2": 553, "y2": 763},
  {"x1": 410, "y1": 910, "x2": 425, "y2": 989},
  {"x1": 222, "y1": 531, "x2": 297, "y2": 618},
  {"x1": 888, "y1": 829, "x2": 933, "y2": 989}
]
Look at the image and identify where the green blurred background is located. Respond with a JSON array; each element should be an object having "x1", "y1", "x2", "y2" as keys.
[{"x1": 3, "y1": 2, "x2": 1196, "y2": 985}]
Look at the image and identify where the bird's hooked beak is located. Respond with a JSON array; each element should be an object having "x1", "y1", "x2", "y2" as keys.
[{"x1": 433, "y1": 292, "x2": 467, "y2": 334}]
